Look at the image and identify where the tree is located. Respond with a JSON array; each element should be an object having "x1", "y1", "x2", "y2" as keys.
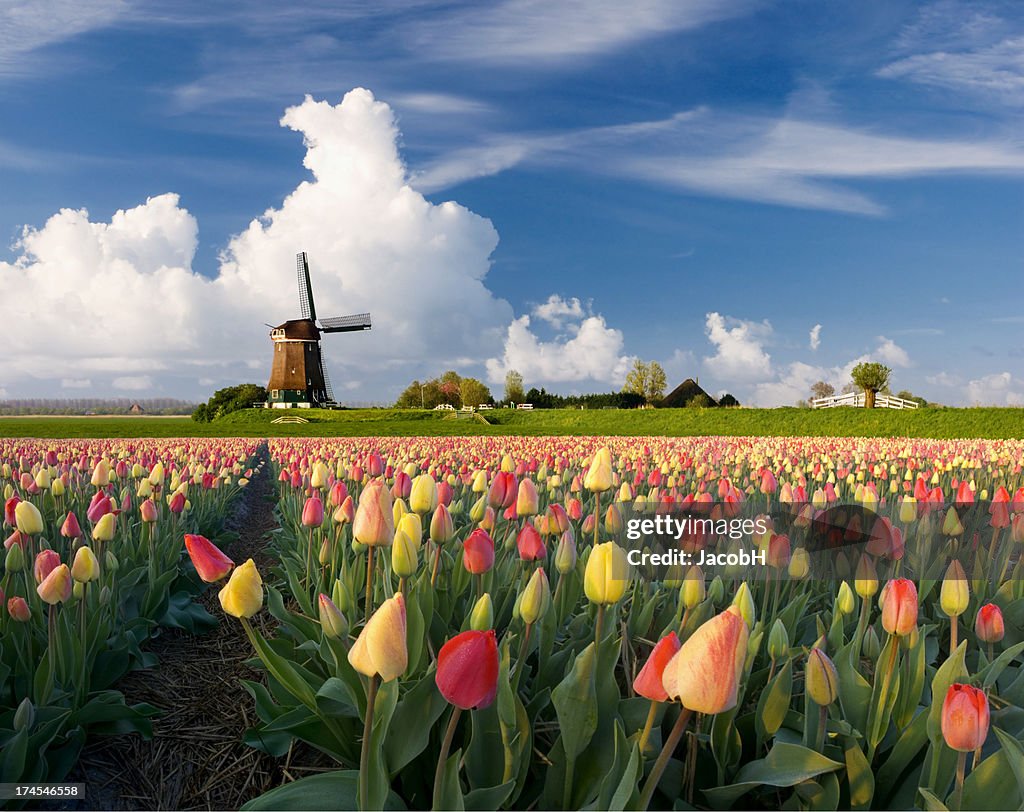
[
  {"x1": 624, "y1": 359, "x2": 667, "y2": 405},
  {"x1": 810, "y1": 381, "x2": 835, "y2": 401},
  {"x1": 850, "y1": 362, "x2": 892, "y2": 409},
  {"x1": 438, "y1": 370, "x2": 462, "y2": 407},
  {"x1": 460, "y1": 377, "x2": 492, "y2": 407},
  {"x1": 686, "y1": 393, "x2": 712, "y2": 408},
  {"x1": 719, "y1": 393, "x2": 740, "y2": 407},
  {"x1": 505, "y1": 369, "x2": 525, "y2": 404},
  {"x1": 192, "y1": 384, "x2": 267, "y2": 422}
]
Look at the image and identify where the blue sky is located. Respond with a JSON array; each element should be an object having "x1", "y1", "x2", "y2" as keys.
[{"x1": 0, "y1": 0, "x2": 1022, "y2": 405}]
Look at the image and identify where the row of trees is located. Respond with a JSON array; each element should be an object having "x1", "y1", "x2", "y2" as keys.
[
  {"x1": 0, "y1": 398, "x2": 196, "y2": 415},
  {"x1": 394, "y1": 372, "x2": 494, "y2": 410},
  {"x1": 192, "y1": 384, "x2": 267, "y2": 422},
  {"x1": 524, "y1": 388, "x2": 647, "y2": 410}
]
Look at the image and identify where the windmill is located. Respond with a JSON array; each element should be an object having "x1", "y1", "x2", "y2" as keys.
[{"x1": 266, "y1": 252, "x2": 371, "y2": 408}]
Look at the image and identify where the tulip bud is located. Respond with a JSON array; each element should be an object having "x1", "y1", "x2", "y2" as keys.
[
  {"x1": 516, "y1": 479, "x2": 539, "y2": 517},
  {"x1": 13, "y1": 698, "x2": 34, "y2": 731},
  {"x1": 941, "y1": 684, "x2": 989, "y2": 752},
  {"x1": 555, "y1": 531, "x2": 577, "y2": 574},
  {"x1": 332, "y1": 579, "x2": 353, "y2": 615},
  {"x1": 731, "y1": 582, "x2": 756, "y2": 628},
  {"x1": 836, "y1": 582, "x2": 855, "y2": 615},
  {"x1": 348, "y1": 593, "x2": 407, "y2": 681},
  {"x1": 880, "y1": 578, "x2": 918, "y2": 637},
  {"x1": 14, "y1": 501, "x2": 43, "y2": 536},
  {"x1": 899, "y1": 496, "x2": 917, "y2": 524},
  {"x1": 469, "y1": 593, "x2": 494, "y2": 631},
  {"x1": 768, "y1": 619, "x2": 789, "y2": 660},
  {"x1": 584, "y1": 447, "x2": 613, "y2": 493},
  {"x1": 71, "y1": 546, "x2": 100, "y2": 583},
  {"x1": 462, "y1": 528, "x2": 494, "y2": 575},
  {"x1": 429, "y1": 503, "x2": 454, "y2": 544},
  {"x1": 184, "y1": 534, "x2": 233, "y2": 582},
  {"x1": 7, "y1": 596, "x2": 30, "y2": 621},
  {"x1": 218, "y1": 559, "x2": 263, "y2": 618},
  {"x1": 5, "y1": 543, "x2": 24, "y2": 573},
  {"x1": 353, "y1": 480, "x2": 395, "y2": 547},
  {"x1": 410, "y1": 474, "x2": 438, "y2": 515},
  {"x1": 91, "y1": 460, "x2": 111, "y2": 488},
  {"x1": 301, "y1": 496, "x2": 325, "y2": 528},
  {"x1": 942, "y1": 507, "x2": 965, "y2": 536},
  {"x1": 34, "y1": 549, "x2": 61, "y2": 584},
  {"x1": 854, "y1": 555, "x2": 878, "y2": 598},
  {"x1": 681, "y1": 565, "x2": 705, "y2": 609},
  {"x1": 334, "y1": 496, "x2": 355, "y2": 525},
  {"x1": 391, "y1": 529, "x2": 419, "y2": 578},
  {"x1": 318, "y1": 593, "x2": 348, "y2": 639},
  {"x1": 99, "y1": 585, "x2": 112, "y2": 606},
  {"x1": 436, "y1": 629, "x2": 499, "y2": 710},
  {"x1": 707, "y1": 576, "x2": 724, "y2": 605},
  {"x1": 584, "y1": 542, "x2": 628, "y2": 605},
  {"x1": 519, "y1": 567, "x2": 551, "y2": 625},
  {"x1": 516, "y1": 523, "x2": 545, "y2": 561},
  {"x1": 104, "y1": 549, "x2": 119, "y2": 572},
  {"x1": 787, "y1": 548, "x2": 810, "y2": 579},
  {"x1": 975, "y1": 603, "x2": 1005, "y2": 644},
  {"x1": 805, "y1": 649, "x2": 839, "y2": 706},
  {"x1": 61, "y1": 511, "x2": 83, "y2": 539},
  {"x1": 940, "y1": 559, "x2": 969, "y2": 618}
]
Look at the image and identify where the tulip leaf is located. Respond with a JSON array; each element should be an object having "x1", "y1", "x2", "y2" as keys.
[
  {"x1": 240, "y1": 769, "x2": 406, "y2": 810},
  {"x1": 917, "y1": 787, "x2": 950, "y2": 812},
  {"x1": 437, "y1": 747, "x2": 466, "y2": 811},
  {"x1": 550, "y1": 642, "x2": 598, "y2": 761},
  {"x1": 835, "y1": 641, "x2": 871, "y2": 737},
  {"x1": 893, "y1": 630, "x2": 926, "y2": 731},
  {"x1": 865, "y1": 635, "x2": 902, "y2": 757},
  {"x1": 992, "y1": 727, "x2": 1024, "y2": 801},
  {"x1": 242, "y1": 622, "x2": 319, "y2": 710},
  {"x1": 979, "y1": 641, "x2": 1024, "y2": 689},
  {"x1": 364, "y1": 679, "x2": 399, "y2": 812},
  {"x1": 702, "y1": 742, "x2": 843, "y2": 808},
  {"x1": 463, "y1": 780, "x2": 515, "y2": 811},
  {"x1": 315, "y1": 677, "x2": 360, "y2": 719},
  {"x1": 756, "y1": 658, "x2": 792, "y2": 741},
  {"x1": 843, "y1": 736, "x2": 874, "y2": 811},
  {"x1": 384, "y1": 670, "x2": 447, "y2": 776},
  {"x1": 875, "y1": 708, "x2": 929, "y2": 802},
  {"x1": 961, "y1": 747, "x2": 1022, "y2": 811}
]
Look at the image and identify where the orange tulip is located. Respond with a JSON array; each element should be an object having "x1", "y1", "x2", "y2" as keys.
[
  {"x1": 633, "y1": 632, "x2": 681, "y2": 702},
  {"x1": 941, "y1": 683, "x2": 989, "y2": 752},
  {"x1": 975, "y1": 604, "x2": 1005, "y2": 644},
  {"x1": 880, "y1": 578, "x2": 917, "y2": 637},
  {"x1": 662, "y1": 607, "x2": 748, "y2": 714}
]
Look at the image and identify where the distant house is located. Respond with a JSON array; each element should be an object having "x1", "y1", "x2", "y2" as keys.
[
  {"x1": 658, "y1": 378, "x2": 719, "y2": 408},
  {"x1": 129, "y1": 403, "x2": 145, "y2": 414}
]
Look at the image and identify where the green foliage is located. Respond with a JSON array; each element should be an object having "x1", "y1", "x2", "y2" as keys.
[
  {"x1": 192, "y1": 384, "x2": 267, "y2": 422},
  {"x1": 504, "y1": 369, "x2": 525, "y2": 404},
  {"x1": 718, "y1": 393, "x2": 740, "y2": 407},
  {"x1": 622, "y1": 360, "x2": 667, "y2": 404},
  {"x1": 524, "y1": 388, "x2": 646, "y2": 410},
  {"x1": 851, "y1": 362, "x2": 892, "y2": 394},
  {"x1": 394, "y1": 372, "x2": 492, "y2": 409},
  {"x1": 686, "y1": 393, "x2": 713, "y2": 408}
]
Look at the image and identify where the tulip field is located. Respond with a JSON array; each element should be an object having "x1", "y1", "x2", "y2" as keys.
[{"x1": 6, "y1": 434, "x2": 1024, "y2": 811}]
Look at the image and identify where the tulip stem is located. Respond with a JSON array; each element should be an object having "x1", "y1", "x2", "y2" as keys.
[
  {"x1": 431, "y1": 542, "x2": 442, "y2": 587},
  {"x1": 595, "y1": 604, "x2": 606, "y2": 646},
  {"x1": 950, "y1": 614, "x2": 958, "y2": 655},
  {"x1": 512, "y1": 622, "x2": 533, "y2": 695},
  {"x1": 365, "y1": 546, "x2": 375, "y2": 621},
  {"x1": 593, "y1": 491, "x2": 600, "y2": 549},
  {"x1": 638, "y1": 700, "x2": 660, "y2": 754},
  {"x1": 988, "y1": 642, "x2": 995, "y2": 664},
  {"x1": 815, "y1": 705, "x2": 828, "y2": 754},
  {"x1": 638, "y1": 707, "x2": 692, "y2": 811},
  {"x1": 359, "y1": 674, "x2": 380, "y2": 812},
  {"x1": 433, "y1": 705, "x2": 462, "y2": 811},
  {"x1": 952, "y1": 750, "x2": 967, "y2": 811}
]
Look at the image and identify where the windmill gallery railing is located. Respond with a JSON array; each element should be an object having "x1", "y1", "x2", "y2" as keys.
[{"x1": 810, "y1": 391, "x2": 920, "y2": 410}]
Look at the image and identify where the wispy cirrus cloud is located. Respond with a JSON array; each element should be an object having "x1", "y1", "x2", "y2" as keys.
[{"x1": 413, "y1": 106, "x2": 1024, "y2": 214}]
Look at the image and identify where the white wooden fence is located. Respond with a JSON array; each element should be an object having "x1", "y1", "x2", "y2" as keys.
[{"x1": 810, "y1": 392, "x2": 919, "y2": 410}]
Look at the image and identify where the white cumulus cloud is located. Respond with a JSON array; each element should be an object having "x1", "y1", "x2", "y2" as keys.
[
  {"x1": 809, "y1": 324, "x2": 822, "y2": 351},
  {"x1": 533, "y1": 294, "x2": 585, "y2": 327},
  {"x1": 0, "y1": 89, "x2": 514, "y2": 400},
  {"x1": 485, "y1": 307, "x2": 634, "y2": 388},
  {"x1": 966, "y1": 372, "x2": 1024, "y2": 406},
  {"x1": 875, "y1": 336, "x2": 911, "y2": 367},
  {"x1": 702, "y1": 312, "x2": 773, "y2": 382}
]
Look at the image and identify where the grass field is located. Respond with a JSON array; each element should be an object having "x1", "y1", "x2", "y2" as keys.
[{"x1": 0, "y1": 406, "x2": 1021, "y2": 438}]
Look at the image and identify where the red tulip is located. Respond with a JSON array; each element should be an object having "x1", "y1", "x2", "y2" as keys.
[
  {"x1": 941, "y1": 683, "x2": 989, "y2": 752},
  {"x1": 463, "y1": 529, "x2": 495, "y2": 574},
  {"x1": 34, "y1": 549, "x2": 61, "y2": 584},
  {"x1": 975, "y1": 604, "x2": 1005, "y2": 644},
  {"x1": 184, "y1": 534, "x2": 234, "y2": 582},
  {"x1": 633, "y1": 632, "x2": 681, "y2": 702},
  {"x1": 516, "y1": 524, "x2": 545, "y2": 561},
  {"x1": 60, "y1": 511, "x2": 83, "y2": 540},
  {"x1": 168, "y1": 492, "x2": 186, "y2": 515},
  {"x1": 302, "y1": 496, "x2": 324, "y2": 528},
  {"x1": 4, "y1": 496, "x2": 19, "y2": 527},
  {"x1": 436, "y1": 630, "x2": 499, "y2": 709},
  {"x1": 880, "y1": 578, "x2": 918, "y2": 637}
]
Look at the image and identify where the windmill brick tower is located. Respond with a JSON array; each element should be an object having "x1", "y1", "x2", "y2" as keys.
[{"x1": 266, "y1": 252, "x2": 371, "y2": 408}]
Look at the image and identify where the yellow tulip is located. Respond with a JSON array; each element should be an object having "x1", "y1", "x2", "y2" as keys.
[
  {"x1": 584, "y1": 542, "x2": 628, "y2": 605},
  {"x1": 71, "y1": 546, "x2": 100, "y2": 583},
  {"x1": 584, "y1": 447, "x2": 614, "y2": 493},
  {"x1": 218, "y1": 559, "x2": 264, "y2": 619},
  {"x1": 14, "y1": 501, "x2": 43, "y2": 536},
  {"x1": 348, "y1": 593, "x2": 407, "y2": 681},
  {"x1": 92, "y1": 512, "x2": 116, "y2": 542}
]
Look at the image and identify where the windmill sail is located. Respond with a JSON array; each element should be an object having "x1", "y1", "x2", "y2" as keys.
[
  {"x1": 319, "y1": 313, "x2": 372, "y2": 333},
  {"x1": 296, "y1": 252, "x2": 317, "y2": 322}
]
